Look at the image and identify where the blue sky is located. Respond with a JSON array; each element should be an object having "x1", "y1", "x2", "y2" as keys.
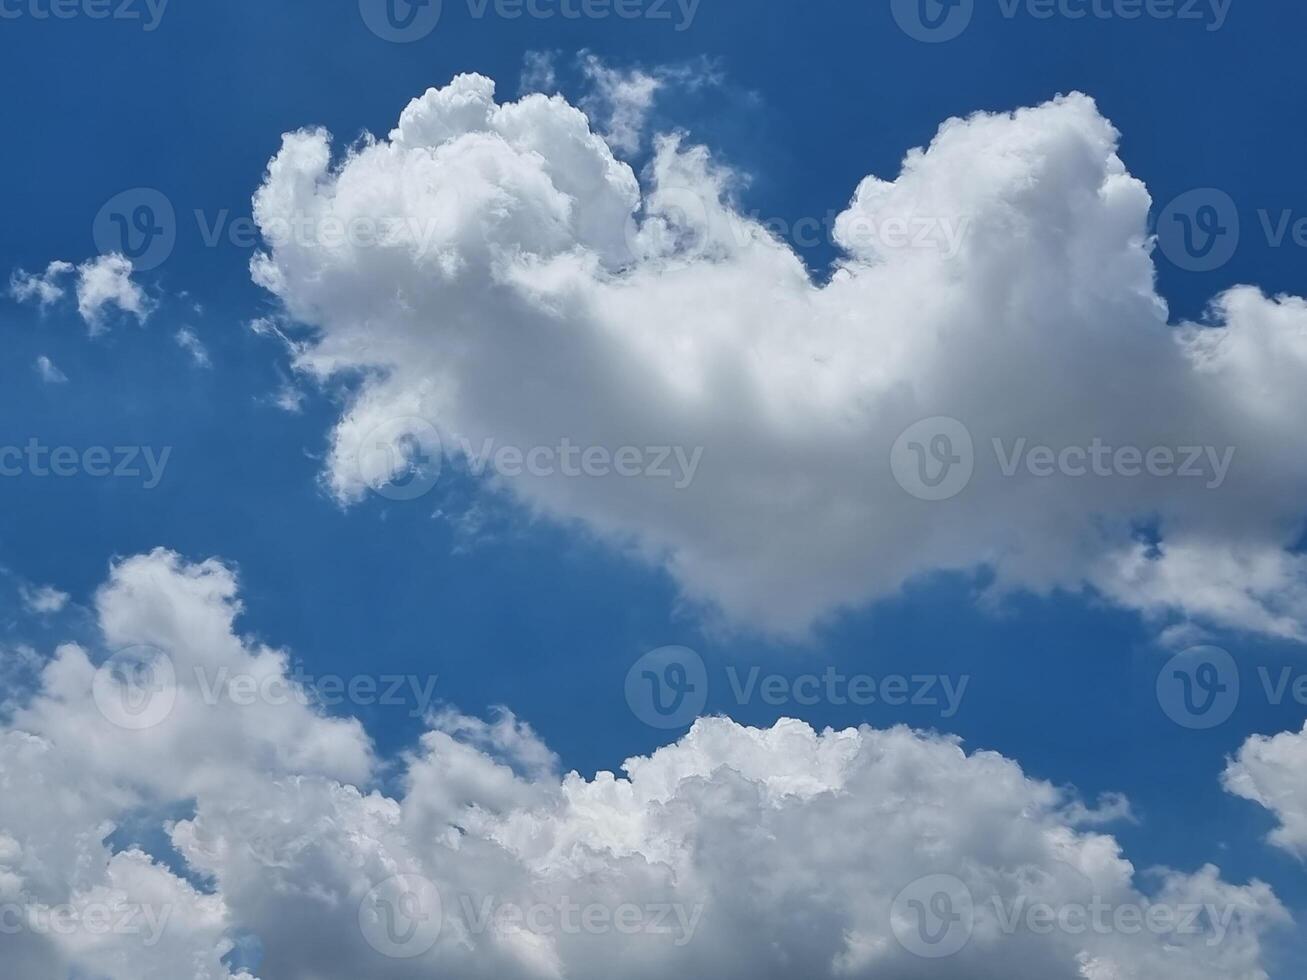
[{"x1": 4, "y1": 2, "x2": 1307, "y2": 978}]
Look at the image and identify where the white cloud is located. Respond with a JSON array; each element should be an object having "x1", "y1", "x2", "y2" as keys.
[
  {"x1": 33, "y1": 355, "x2": 68, "y2": 385},
  {"x1": 176, "y1": 326, "x2": 212, "y2": 367},
  {"x1": 579, "y1": 54, "x2": 664, "y2": 154},
  {"x1": 520, "y1": 50, "x2": 558, "y2": 95},
  {"x1": 19, "y1": 584, "x2": 69, "y2": 614},
  {"x1": 246, "y1": 75, "x2": 1307, "y2": 641},
  {"x1": 1225, "y1": 723, "x2": 1307, "y2": 858},
  {"x1": 10, "y1": 260, "x2": 73, "y2": 308},
  {"x1": 75, "y1": 253, "x2": 152, "y2": 328},
  {"x1": 576, "y1": 54, "x2": 720, "y2": 155},
  {"x1": 0, "y1": 550, "x2": 1289, "y2": 979},
  {"x1": 10, "y1": 254, "x2": 151, "y2": 329}
]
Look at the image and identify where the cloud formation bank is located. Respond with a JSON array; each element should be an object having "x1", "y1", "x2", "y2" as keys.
[
  {"x1": 0, "y1": 550, "x2": 1290, "y2": 978},
  {"x1": 250, "y1": 74, "x2": 1307, "y2": 640}
]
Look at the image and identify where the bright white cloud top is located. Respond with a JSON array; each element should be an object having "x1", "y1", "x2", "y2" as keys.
[
  {"x1": 0, "y1": 550, "x2": 1291, "y2": 978},
  {"x1": 249, "y1": 74, "x2": 1307, "y2": 640}
]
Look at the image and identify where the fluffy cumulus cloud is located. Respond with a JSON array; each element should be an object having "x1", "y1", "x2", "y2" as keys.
[
  {"x1": 0, "y1": 550, "x2": 1290, "y2": 978},
  {"x1": 246, "y1": 74, "x2": 1307, "y2": 641},
  {"x1": 1225, "y1": 724, "x2": 1307, "y2": 859},
  {"x1": 9, "y1": 253, "x2": 151, "y2": 329}
]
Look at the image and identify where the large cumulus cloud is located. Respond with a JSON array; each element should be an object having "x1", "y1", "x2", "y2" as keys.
[
  {"x1": 0, "y1": 551, "x2": 1290, "y2": 978},
  {"x1": 248, "y1": 73, "x2": 1307, "y2": 639}
]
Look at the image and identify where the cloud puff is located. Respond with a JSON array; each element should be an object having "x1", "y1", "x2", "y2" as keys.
[
  {"x1": 246, "y1": 75, "x2": 1307, "y2": 641},
  {"x1": 9, "y1": 253, "x2": 151, "y2": 329},
  {"x1": 9, "y1": 260, "x2": 73, "y2": 308},
  {"x1": 19, "y1": 583, "x2": 69, "y2": 613},
  {"x1": 33, "y1": 355, "x2": 68, "y2": 384},
  {"x1": 0, "y1": 550, "x2": 1289, "y2": 978},
  {"x1": 1225, "y1": 723, "x2": 1307, "y2": 859},
  {"x1": 176, "y1": 326, "x2": 212, "y2": 367}
]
